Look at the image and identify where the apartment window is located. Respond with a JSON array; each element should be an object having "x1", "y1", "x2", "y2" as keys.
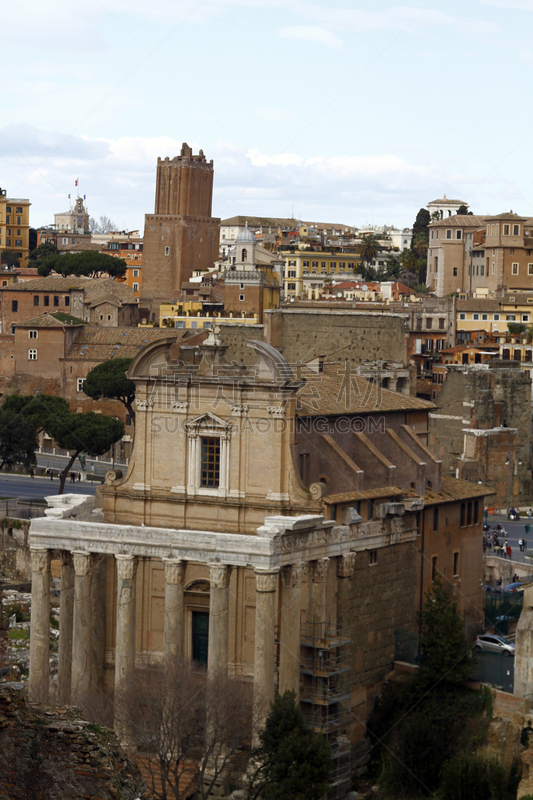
[
  {"x1": 492, "y1": 263, "x2": 495, "y2": 274},
  {"x1": 28, "y1": 330, "x2": 38, "y2": 339},
  {"x1": 44, "y1": 296, "x2": 49, "y2": 306},
  {"x1": 54, "y1": 296, "x2": 59, "y2": 306},
  {"x1": 514, "y1": 225, "x2": 520, "y2": 236},
  {"x1": 456, "y1": 230, "x2": 462, "y2": 240},
  {"x1": 446, "y1": 230, "x2": 452, "y2": 239},
  {"x1": 239, "y1": 295, "x2": 244, "y2": 301},
  {"x1": 439, "y1": 318, "x2": 445, "y2": 329},
  {"x1": 15, "y1": 207, "x2": 22, "y2": 214},
  {"x1": 453, "y1": 268, "x2": 457, "y2": 276},
  {"x1": 426, "y1": 317, "x2": 432, "y2": 329},
  {"x1": 303, "y1": 261, "x2": 309, "y2": 268},
  {"x1": 473, "y1": 313, "x2": 479, "y2": 320},
  {"x1": 432, "y1": 390, "x2": 436, "y2": 400},
  {"x1": 200, "y1": 437, "x2": 220, "y2": 488},
  {"x1": 438, "y1": 372, "x2": 443, "y2": 384},
  {"x1": 504, "y1": 224, "x2": 510, "y2": 235},
  {"x1": 165, "y1": 246, "x2": 170, "y2": 256},
  {"x1": 321, "y1": 261, "x2": 326, "y2": 269},
  {"x1": 453, "y1": 552, "x2": 459, "y2": 577},
  {"x1": 288, "y1": 260, "x2": 296, "y2": 267},
  {"x1": 369, "y1": 550, "x2": 378, "y2": 566},
  {"x1": 512, "y1": 263, "x2": 519, "y2": 275},
  {"x1": 459, "y1": 313, "x2": 466, "y2": 320},
  {"x1": 16, "y1": 230, "x2": 21, "y2": 236},
  {"x1": 431, "y1": 556, "x2": 438, "y2": 581},
  {"x1": 33, "y1": 296, "x2": 39, "y2": 306},
  {"x1": 133, "y1": 269, "x2": 139, "y2": 277},
  {"x1": 28, "y1": 349, "x2": 37, "y2": 360},
  {"x1": 523, "y1": 315, "x2": 530, "y2": 322},
  {"x1": 6, "y1": 239, "x2": 11, "y2": 247},
  {"x1": 108, "y1": 242, "x2": 120, "y2": 250},
  {"x1": 287, "y1": 283, "x2": 295, "y2": 290},
  {"x1": 482, "y1": 314, "x2": 488, "y2": 321},
  {"x1": 77, "y1": 378, "x2": 85, "y2": 392},
  {"x1": 15, "y1": 239, "x2": 22, "y2": 247},
  {"x1": 6, "y1": 216, "x2": 9, "y2": 224},
  {"x1": 65, "y1": 297, "x2": 70, "y2": 306},
  {"x1": 133, "y1": 282, "x2": 139, "y2": 291},
  {"x1": 16, "y1": 217, "x2": 21, "y2": 226},
  {"x1": 288, "y1": 270, "x2": 296, "y2": 278},
  {"x1": 6, "y1": 206, "x2": 11, "y2": 213},
  {"x1": 432, "y1": 372, "x2": 437, "y2": 384},
  {"x1": 62, "y1": 238, "x2": 68, "y2": 245},
  {"x1": 126, "y1": 414, "x2": 132, "y2": 427},
  {"x1": 481, "y1": 264, "x2": 484, "y2": 275},
  {"x1": 11, "y1": 300, "x2": 18, "y2": 312},
  {"x1": 339, "y1": 262, "x2": 345, "y2": 269},
  {"x1": 436, "y1": 230, "x2": 439, "y2": 239},
  {"x1": 506, "y1": 314, "x2": 516, "y2": 321},
  {"x1": 529, "y1": 264, "x2": 533, "y2": 276}
]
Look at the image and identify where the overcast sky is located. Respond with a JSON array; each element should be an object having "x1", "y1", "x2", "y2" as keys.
[{"x1": 2, "y1": 0, "x2": 532, "y2": 231}]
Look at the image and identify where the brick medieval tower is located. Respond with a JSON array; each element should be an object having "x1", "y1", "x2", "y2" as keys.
[{"x1": 141, "y1": 143, "x2": 220, "y2": 319}]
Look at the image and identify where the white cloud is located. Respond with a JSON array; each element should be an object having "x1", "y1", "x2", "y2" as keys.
[
  {"x1": 477, "y1": 0, "x2": 533, "y2": 8},
  {"x1": 0, "y1": 126, "x2": 524, "y2": 232},
  {"x1": 278, "y1": 26, "x2": 343, "y2": 49}
]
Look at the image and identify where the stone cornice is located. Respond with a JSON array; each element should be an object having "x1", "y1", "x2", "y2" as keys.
[{"x1": 29, "y1": 513, "x2": 418, "y2": 570}]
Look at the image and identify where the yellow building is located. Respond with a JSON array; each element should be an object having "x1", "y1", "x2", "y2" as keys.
[
  {"x1": 283, "y1": 249, "x2": 361, "y2": 298},
  {"x1": 123, "y1": 264, "x2": 142, "y2": 302},
  {"x1": 157, "y1": 302, "x2": 261, "y2": 329},
  {"x1": 0, "y1": 189, "x2": 31, "y2": 267},
  {"x1": 457, "y1": 294, "x2": 533, "y2": 338}
]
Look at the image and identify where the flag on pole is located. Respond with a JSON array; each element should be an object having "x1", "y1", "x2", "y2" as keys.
[
  {"x1": 75, "y1": 179, "x2": 78, "y2": 187},
  {"x1": 68, "y1": 194, "x2": 71, "y2": 199},
  {"x1": 83, "y1": 195, "x2": 86, "y2": 200}
]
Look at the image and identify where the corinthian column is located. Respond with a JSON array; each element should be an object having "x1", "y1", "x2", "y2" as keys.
[
  {"x1": 71, "y1": 551, "x2": 94, "y2": 706},
  {"x1": 114, "y1": 554, "x2": 138, "y2": 689},
  {"x1": 307, "y1": 558, "x2": 329, "y2": 629},
  {"x1": 58, "y1": 551, "x2": 75, "y2": 704},
  {"x1": 163, "y1": 558, "x2": 186, "y2": 659},
  {"x1": 336, "y1": 553, "x2": 356, "y2": 632},
  {"x1": 279, "y1": 563, "x2": 304, "y2": 698},
  {"x1": 208, "y1": 563, "x2": 232, "y2": 676},
  {"x1": 253, "y1": 568, "x2": 279, "y2": 731},
  {"x1": 29, "y1": 548, "x2": 51, "y2": 702}
]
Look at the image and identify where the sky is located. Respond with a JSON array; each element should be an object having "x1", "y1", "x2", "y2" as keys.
[{"x1": 2, "y1": 0, "x2": 533, "y2": 231}]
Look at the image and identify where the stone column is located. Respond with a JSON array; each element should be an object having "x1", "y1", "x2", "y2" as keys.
[
  {"x1": 253, "y1": 568, "x2": 279, "y2": 730},
  {"x1": 114, "y1": 554, "x2": 138, "y2": 690},
  {"x1": 208, "y1": 563, "x2": 232, "y2": 676},
  {"x1": 279, "y1": 563, "x2": 304, "y2": 698},
  {"x1": 163, "y1": 558, "x2": 186, "y2": 659},
  {"x1": 29, "y1": 548, "x2": 51, "y2": 702},
  {"x1": 307, "y1": 558, "x2": 330, "y2": 629},
  {"x1": 91, "y1": 555, "x2": 107, "y2": 691},
  {"x1": 71, "y1": 551, "x2": 94, "y2": 706},
  {"x1": 58, "y1": 551, "x2": 74, "y2": 704},
  {"x1": 336, "y1": 553, "x2": 356, "y2": 632}
]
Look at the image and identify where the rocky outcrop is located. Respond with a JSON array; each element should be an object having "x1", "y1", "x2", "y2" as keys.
[{"x1": 0, "y1": 682, "x2": 150, "y2": 800}]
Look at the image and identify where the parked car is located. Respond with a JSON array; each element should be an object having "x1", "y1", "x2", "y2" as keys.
[
  {"x1": 503, "y1": 582, "x2": 524, "y2": 593},
  {"x1": 473, "y1": 635, "x2": 515, "y2": 656}
]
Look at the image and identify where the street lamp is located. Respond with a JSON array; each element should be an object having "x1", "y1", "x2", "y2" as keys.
[{"x1": 505, "y1": 454, "x2": 513, "y2": 519}]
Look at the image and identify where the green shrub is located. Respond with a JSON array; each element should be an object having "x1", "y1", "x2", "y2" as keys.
[
  {"x1": 439, "y1": 752, "x2": 512, "y2": 800},
  {"x1": 8, "y1": 629, "x2": 30, "y2": 641},
  {"x1": 4, "y1": 603, "x2": 29, "y2": 623}
]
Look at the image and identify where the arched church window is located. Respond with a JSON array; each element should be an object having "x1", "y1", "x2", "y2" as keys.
[{"x1": 241, "y1": 248, "x2": 247, "y2": 261}]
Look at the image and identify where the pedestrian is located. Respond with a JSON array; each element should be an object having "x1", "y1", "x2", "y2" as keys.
[
  {"x1": 487, "y1": 539, "x2": 492, "y2": 554},
  {"x1": 77, "y1": 472, "x2": 81, "y2": 482},
  {"x1": 50, "y1": 470, "x2": 53, "y2": 481},
  {"x1": 507, "y1": 544, "x2": 512, "y2": 560},
  {"x1": 497, "y1": 578, "x2": 502, "y2": 587},
  {"x1": 519, "y1": 538, "x2": 524, "y2": 552},
  {"x1": 529, "y1": 509, "x2": 532, "y2": 519},
  {"x1": 29, "y1": 469, "x2": 34, "y2": 479}
]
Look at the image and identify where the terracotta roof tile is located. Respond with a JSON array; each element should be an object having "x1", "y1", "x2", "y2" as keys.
[
  {"x1": 65, "y1": 326, "x2": 190, "y2": 361},
  {"x1": 323, "y1": 486, "x2": 405, "y2": 504},
  {"x1": 15, "y1": 312, "x2": 87, "y2": 328},
  {"x1": 296, "y1": 363, "x2": 434, "y2": 416},
  {"x1": 423, "y1": 475, "x2": 495, "y2": 505}
]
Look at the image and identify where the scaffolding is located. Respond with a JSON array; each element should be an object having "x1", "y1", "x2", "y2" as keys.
[{"x1": 299, "y1": 622, "x2": 353, "y2": 799}]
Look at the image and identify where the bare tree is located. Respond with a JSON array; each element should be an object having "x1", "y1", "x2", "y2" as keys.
[
  {"x1": 89, "y1": 215, "x2": 119, "y2": 234},
  {"x1": 115, "y1": 656, "x2": 254, "y2": 800}
]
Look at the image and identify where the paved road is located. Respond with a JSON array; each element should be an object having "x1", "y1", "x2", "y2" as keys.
[
  {"x1": 0, "y1": 473, "x2": 96, "y2": 501},
  {"x1": 486, "y1": 513, "x2": 533, "y2": 566}
]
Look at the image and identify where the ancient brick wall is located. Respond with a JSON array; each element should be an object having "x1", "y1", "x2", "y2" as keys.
[{"x1": 265, "y1": 309, "x2": 409, "y2": 365}]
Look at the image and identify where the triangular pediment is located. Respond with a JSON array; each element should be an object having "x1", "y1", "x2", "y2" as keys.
[{"x1": 185, "y1": 411, "x2": 232, "y2": 433}]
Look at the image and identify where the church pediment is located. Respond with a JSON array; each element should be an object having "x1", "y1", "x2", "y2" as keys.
[{"x1": 184, "y1": 412, "x2": 232, "y2": 438}]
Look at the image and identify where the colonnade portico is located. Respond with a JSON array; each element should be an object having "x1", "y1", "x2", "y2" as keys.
[{"x1": 28, "y1": 506, "x2": 413, "y2": 724}]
